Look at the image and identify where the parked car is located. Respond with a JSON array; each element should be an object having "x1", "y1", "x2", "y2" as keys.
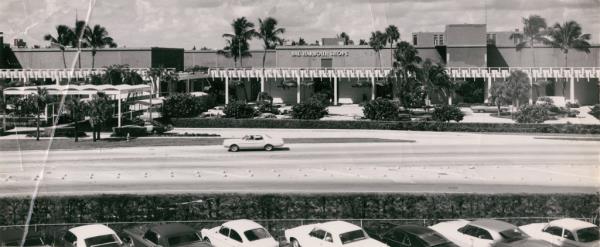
[
  {"x1": 0, "y1": 228, "x2": 50, "y2": 247},
  {"x1": 223, "y1": 134, "x2": 284, "y2": 152},
  {"x1": 371, "y1": 225, "x2": 458, "y2": 247},
  {"x1": 284, "y1": 220, "x2": 389, "y2": 247},
  {"x1": 520, "y1": 218, "x2": 599, "y2": 247},
  {"x1": 430, "y1": 219, "x2": 557, "y2": 247},
  {"x1": 470, "y1": 105, "x2": 510, "y2": 113},
  {"x1": 200, "y1": 106, "x2": 225, "y2": 118},
  {"x1": 137, "y1": 120, "x2": 173, "y2": 134},
  {"x1": 123, "y1": 223, "x2": 212, "y2": 247},
  {"x1": 200, "y1": 219, "x2": 278, "y2": 247},
  {"x1": 54, "y1": 224, "x2": 123, "y2": 247}
]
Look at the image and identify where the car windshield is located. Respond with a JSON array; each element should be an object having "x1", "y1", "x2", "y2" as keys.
[
  {"x1": 577, "y1": 227, "x2": 600, "y2": 243},
  {"x1": 84, "y1": 234, "x2": 120, "y2": 247},
  {"x1": 244, "y1": 228, "x2": 272, "y2": 241},
  {"x1": 499, "y1": 228, "x2": 528, "y2": 242},
  {"x1": 340, "y1": 229, "x2": 368, "y2": 244},
  {"x1": 168, "y1": 232, "x2": 201, "y2": 246},
  {"x1": 5, "y1": 238, "x2": 45, "y2": 246}
]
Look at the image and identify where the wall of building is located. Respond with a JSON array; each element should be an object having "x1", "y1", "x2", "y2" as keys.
[
  {"x1": 184, "y1": 50, "x2": 277, "y2": 68},
  {"x1": 11, "y1": 48, "x2": 158, "y2": 69},
  {"x1": 445, "y1": 24, "x2": 486, "y2": 47},
  {"x1": 447, "y1": 47, "x2": 486, "y2": 67},
  {"x1": 151, "y1": 48, "x2": 184, "y2": 71},
  {"x1": 275, "y1": 46, "x2": 393, "y2": 68},
  {"x1": 488, "y1": 46, "x2": 600, "y2": 67}
]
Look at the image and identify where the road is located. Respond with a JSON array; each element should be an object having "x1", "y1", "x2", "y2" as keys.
[{"x1": 0, "y1": 129, "x2": 599, "y2": 196}]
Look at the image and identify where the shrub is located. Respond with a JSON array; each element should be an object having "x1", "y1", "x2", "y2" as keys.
[
  {"x1": 566, "y1": 102, "x2": 580, "y2": 108},
  {"x1": 291, "y1": 99, "x2": 328, "y2": 120},
  {"x1": 161, "y1": 94, "x2": 211, "y2": 119},
  {"x1": 431, "y1": 105, "x2": 464, "y2": 122},
  {"x1": 224, "y1": 101, "x2": 257, "y2": 119},
  {"x1": 112, "y1": 126, "x2": 147, "y2": 137},
  {"x1": 363, "y1": 98, "x2": 401, "y2": 121},
  {"x1": 590, "y1": 104, "x2": 600, "y2": 120},
  {"x1": 515, "y1": 104, "x2": 550, "y2": 123},
  {"x1": 310, "y1": 92, "x2": 331, "y2": 106}
]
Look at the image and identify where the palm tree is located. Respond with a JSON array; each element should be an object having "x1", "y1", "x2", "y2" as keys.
[
  {"x1": 71, "y1": 20, "x2": 89, "y2": 68},
  {"x1": 505, "y1": 70, "x2": 531, "y2": 109},
  {"x1": 489, "y1": 81, "x2": 511, "y2": 116},
  {"x1": 393, "y1": 41, "x2": 422, "y2": 106},
  {"x1": 338, "y1": 32, "x2": 350, "y2": 45},
  {"x1": 369, "y1": 31, "x2": 387, "y2": 67},
  {"x1": 31, "y1": 87, "x2": 49, "y2": 141},
  {"x1": 385, "y1": 25, "x2": 400, "y2": 67},
  {"x1": 542, "y1": 20, "x2": 591, "y2": 95},
  {"x1": 87, "y1": 92, "x2": 111, "y2": 141},
  {"x1": 66, "y1": 97, "x2": 87, "y2": 142},
  {"x1": 85, "y1": 24, "x2": 117, "y2": 68},
  {"x1": 222, "y1": 17, "x2": 257, "y2": 67},
  {"x1": 44, "y1": 25, "x2": 73, "y2": 68},
  {"x1": 509, "y1": 15, "x2": 547, "y2": 67},
  {"x1": 257, "y1": 17, "x2": 285, "y2": 79},
  {"x1": 420, "y1": 59, "x2": 453, "y2": 104}
]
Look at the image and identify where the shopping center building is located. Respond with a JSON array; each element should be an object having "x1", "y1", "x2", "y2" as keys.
[{"x1": 2, "y1": 24, "x2": 600, "y2": 105}]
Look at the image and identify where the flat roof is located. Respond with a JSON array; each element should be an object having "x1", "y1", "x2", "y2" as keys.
[{"x1": 3, "y1": 84, "x2": 150, "y2": 96}]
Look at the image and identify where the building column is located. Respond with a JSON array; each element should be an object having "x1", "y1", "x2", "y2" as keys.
[
  {"x1": 528, "y1": 74, "x2": 533, "y2": 105},
  {"x1": 260, "y1": 76, "x2": 265, "y2": 92},
  {"x1": 371, "y1": 76, "x2": 376, "y2": 100},
  {"x1": 117, "y1": 96, "x2": 122, "y2": 127},
  {"x1": 296, "y1": 76, "x2": 301, "y2": 104},
  {"x1": 569, "y1": 76, "x2": 575, "y2": 103},
  {"x1": 485, "y1": 76, "x2": 492, "y2": 103},
  {"x1": 448, "y1": 96, "x2": 453, "y2": 105},
  {"x1": 225, "y1": 76, "x2": 229, "y2": 104},
  {"x1": 333, "y1": 77, "x2": 338, "y2": 105}
]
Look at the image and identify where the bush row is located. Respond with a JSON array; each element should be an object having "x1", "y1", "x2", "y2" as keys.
[
  {"x1": 172, "y1": 118, "x2": 600, "y2": 134},
  {"x1": 0, "y1": 193, "x2": 597, "y2": 240}
]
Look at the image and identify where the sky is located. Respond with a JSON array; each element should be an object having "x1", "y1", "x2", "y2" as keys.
[{"x1": 1, "y1": 0, "x2": 599, "y2": 50}]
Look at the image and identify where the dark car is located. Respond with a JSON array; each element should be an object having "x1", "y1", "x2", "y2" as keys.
[
  {"x1": 372, "y1": 225, "x2": 459, "y2": 247},
  {"x1": 123, "y1": 223, "x2": 212, "y2": 247},
  {"x1": 0, "y1": 228, "x2": 50, "y2": 247}
]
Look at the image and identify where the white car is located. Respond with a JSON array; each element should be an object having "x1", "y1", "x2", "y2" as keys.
[
  {"x1": 520, "y1": 218, "x2": 599, "y2": 247},
  {"x1": 200, "y1": 219, "x2": 278, "y2": 247},
  {"x1": 284, "y1": 220, "x2": 388, "y2": 247},
  {"x1": 430, "y1": 219, "x2": 556, "y2": 247},
  {"x1": 59, "y1": 224, "x2": 123, "y2": 247},
  {"x1": 223, "y1": 134, "x2": 284, "y2": 152}
]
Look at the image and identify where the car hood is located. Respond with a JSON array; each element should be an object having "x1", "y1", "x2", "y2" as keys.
[{"x1": 343, "y1": 238, "x2": 388, "y2": 247}]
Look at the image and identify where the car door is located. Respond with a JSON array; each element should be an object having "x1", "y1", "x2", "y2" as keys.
[
  {"x1": 252, "y1": 135, "x2": 266, "y2": 149},
  {"x1": 543, "y1": 226, "x2": 570, "y2": 246}
]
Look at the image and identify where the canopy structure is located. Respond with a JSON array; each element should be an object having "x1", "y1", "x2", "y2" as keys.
[{"x1": 3, "y1": 84, "x2": 151, "y2": 127}]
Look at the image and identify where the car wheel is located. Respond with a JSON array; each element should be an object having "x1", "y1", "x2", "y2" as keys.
[
  {"x1": 229, "y1": 145, "x2": 239, "y2": 152},
  {"x1": 291, "y1": 239, "x2": 301, "y2": 247},
  {"x1": 264, "y1": 144, "x2": 274, "y2": 151}
]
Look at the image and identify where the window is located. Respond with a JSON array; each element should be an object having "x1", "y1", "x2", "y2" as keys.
[
  {"x1": 144, "y1": 231, "x2": 159, "y2": 245},
  {"x1": 544, "y1": 226, "x2": 563, "y2": 236},
  {"x1": 309, "y1": 228, "x2": 326, "y2": 239},
  {"x1": 564, "y1": 230, "x2": 576, "y2": 241},
  {"x1": 413, "y1": 34, "x2": 418, "y2": 46},
  {"x1": 219, "y1": 227, "x2": 230, "y2": 237},
  {"x1": 439, "y1": 35, "x2": 444, "y2": 45},
  {"x1": 434, "y1": 35, "x2": 439, "y2": 46},
  {"x1": 64, "y1": 232, "x2": 77, "y2": 244},
  {"x1": 84, "y1": 234, "x2": 120, "y2": 247},
  {"x1": 499, "y1": 228, "x2": 528, "y2": 243},
  {"x1": 339, "y1": 230, "x2": 368, "y2": 244},
  {"x1": 487, "y1": 33, "x2": 496, "y2": 45},
  {"x1": 244, "y1": 228, "x2": 272, "y2": 241},
  {"x1": 577, "y1": 227, "x2": 600, "y2": 243},
  {"x1": 254, "y1": 135, "x2": 263, "y2": 140},
  {"x1": 401, "y1": 233, "x2": 412, "y2": 246},
  {"x1": 475, "y1": 228, "x2": 493, "y2": 240},
  {"x1": 229, "y1": 230, "x2": 243, "y2": 243},
  {"x1": 324, "y1": 232, "x2": 333, "y2": 243}
]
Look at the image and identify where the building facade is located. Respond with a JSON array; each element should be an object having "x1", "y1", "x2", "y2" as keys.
[{"x1": 2, "y1": 24, "x2": 600, "y2": 105}]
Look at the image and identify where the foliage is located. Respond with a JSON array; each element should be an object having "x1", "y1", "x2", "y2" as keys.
[
  {"x1": 515, "y1": 104, "x2": 550, "y2": 123},
  {"x1": 66, "y1": 97, "x2": 88, "y2": 142},
  {"x1": 85, "y1": 24, "x2": 117, "y2": 68},
  {"x1": 291, "y1": 99, "x2": 328, "y2": 120},
  {"x1": 419, "y1": 60, "x2": 453, "y2": 102},
  {"x1": 363, "y1": 98, "x2": 401, "y2": 121},
  {"x1": 87, "y1": 93, "x2": 113, "y2": 141},
  {"x1": 505, "y1": 70, "x2": 531, "y2": 107},
  {"x1": 172, "y1": 118, "x2": 600, "y2": 135},
  {"x1": 391, "y1": 41, "x2": 423, "y2": 109},
  {"x1": 455, "y1": 80, "x2": 484, "y2": 104},
  {"x1": 589, "y1": 104, "x2": 600, "y2": 120},
  {"x1": 310, "y1": 92, "x2": 331, "y2": 106},
  {"x1": 257, "y1": 17, "x2": 285, "y2": 69},
  {"x1": 112, "y1": 126, "x2": 148, "y2": 137},
  {"x1": 220, "y1": 17, "x2": 257, "y2": 67},
  {"x1": 431, "y1": 105, "x2": 465, "y2": 122},
  {"x1": 224, "y1": 101, "x2": 257, "y2": 119},
  {"x1": 161, "y1": 94, "x2": 211, "y2": 119},
  {"x1": 102, "y1": 64, "x2": 144, "y2": 85}
]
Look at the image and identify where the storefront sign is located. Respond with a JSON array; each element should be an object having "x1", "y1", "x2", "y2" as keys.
[{"x1": 291, "y1": 50, "x2": 350, "y2": 57}]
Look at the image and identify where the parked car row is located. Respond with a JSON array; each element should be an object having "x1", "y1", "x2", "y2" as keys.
[{"x1": 0, "y1": 218, "x2": 597, "y2": 247}]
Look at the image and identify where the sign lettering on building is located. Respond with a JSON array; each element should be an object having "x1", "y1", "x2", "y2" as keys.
[{"x1": 291, "y1": 50, "x2": 350, "y2": 57}]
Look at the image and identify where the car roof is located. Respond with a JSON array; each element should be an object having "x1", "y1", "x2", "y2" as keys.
[
  {"x1": 150, "y1": 223, "x2": 196, "y2": 237},
  {"x1": 318, "y1": 221, "x2": 363, "y2": 235},
  {"x1": 470, "y1": 219, "x2": 516, "y2": 232},
  {"x1": 0, "y1": 228, "x2": 42, "y2": 242},
  {"x1": 222, "y1": 219, "x2": 265, "y2": 232},
  {"x1": 69, "y1": 224, "x2": 117, "y2": 240},
  {"x1": 392, "y1": 225, "x2": 437, "y2": 235},
  {"x1": 549, "y1": 218, "x2": 597, "y2": 231}
]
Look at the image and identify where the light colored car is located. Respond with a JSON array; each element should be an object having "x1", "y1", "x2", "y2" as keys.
[
  {"x1": 520, "y1": 218, "x2": 599, "y2": 247},
  {"x1": 223, "y1": 134, "x2": 284, "y2": 152},
  {"x1": 58, "y1": 224, "x2": 123, "y2": 247},
  {"x1": 200, "y1": 219, "x2": 278, "y2": 247},
  {"x1": 284, "y1": 220, "x2": 389, "y2": 247},
  {"x1": 430, "y1": 219, "x2": 557, "y2": 247}
]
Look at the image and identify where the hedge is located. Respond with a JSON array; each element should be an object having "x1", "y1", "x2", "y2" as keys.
[
  {"x1": 172, "y1": 118, "x2": 600, "y2": 134},
  {"x1": 112, "y1": 126, "x2": 148, "y2": 137},
  {"x1": 0, "y1": 193, "x2": 597, "y2": 242}
]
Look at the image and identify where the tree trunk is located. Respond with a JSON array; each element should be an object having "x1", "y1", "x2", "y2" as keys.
[
  {"x1": 36, "y1": 112, "x2": 40, "y2": 141},
  {"x1": 92, "y1": 54, "x2": 95, "y2": 69},
  {"x1": 62, "y1": 51, "x2": 67, "y2": 69},
  {"x1": 390, "y1": 44, "x2": 393, "y2": 67},
  {"x1": 531, "y1": 39, "x2": 536, "y2": 67},
  {"x1": 73, "y1": 116, "x2": 78, "y2": 142},
  {"x1": 497, "y1": 105, "x2": 501, "y2": 117},
  {"x1": 562, "y1": 53, "x2": 568, "y2": 96}
]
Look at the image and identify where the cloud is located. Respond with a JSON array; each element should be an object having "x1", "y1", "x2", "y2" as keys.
[{"x1": 0, "y1": 0, "x2": 597, "y2": 50}]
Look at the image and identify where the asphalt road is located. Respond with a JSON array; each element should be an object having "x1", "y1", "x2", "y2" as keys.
[{"x1": 0, "y1": 131, "x2": 598, "y2": 196}]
